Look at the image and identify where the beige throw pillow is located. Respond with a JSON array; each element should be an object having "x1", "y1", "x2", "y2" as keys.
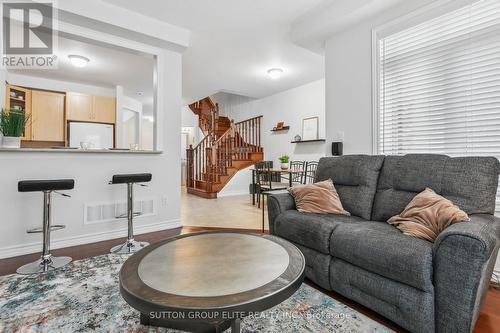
[
  {"x1": 387, "y1": 188, "x2": 470, "y2": 242},
  {"x1": 288, "y1": 179, "x2": 350, "y2": 215}
]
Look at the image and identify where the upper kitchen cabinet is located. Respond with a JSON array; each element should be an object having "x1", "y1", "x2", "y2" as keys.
[
  {"x1": 93, "y1": 96, "x2": 116, "y2": 124},
  {"x1": 66, "y1": 92, "x2": 93, "y2": 122},
  {"x1": 66, "y1": 92, "x2": 116, "y2": 124},
  {"x1": 31, "y1": 91, "x2": 65, "y2": 142},
  {"x1": 5, "y1": 84, "x2": 32, "y2": 141}
]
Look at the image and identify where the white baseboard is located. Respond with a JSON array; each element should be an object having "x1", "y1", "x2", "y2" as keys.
[{"x1": 0, "y1": 219, "x2": 181, "y2": 259}]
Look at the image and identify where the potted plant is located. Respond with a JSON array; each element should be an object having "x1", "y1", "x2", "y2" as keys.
[
  {"x1": 278, "y1": 155, "x2": 290, "y2": 170},
  {"x1": 0, "y1": 109, "x2": 30, "y2": 149}
]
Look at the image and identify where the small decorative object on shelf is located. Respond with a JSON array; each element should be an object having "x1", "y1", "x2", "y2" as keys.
[
  {"x1": 0, "y1": 109, "x2": 31, "y2": 148},
  {"x1": 294, "y1": 134, "x2": 302, "y2": 142},
  {"x1": 271, "y1": 121, "x2": 290, "y2": 132},
  {"x1": 278, "y1": 155, "x2": 290, "y2": 170}
]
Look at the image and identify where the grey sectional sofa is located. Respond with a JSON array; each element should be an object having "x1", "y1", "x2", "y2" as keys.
[{"x1": 268, "y1": 154, "x2": 500, "y2": 333}]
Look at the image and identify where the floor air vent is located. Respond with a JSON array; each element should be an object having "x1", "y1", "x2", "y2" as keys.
[{"x1": 84, "y1": 198, "x2": 156, "y2": 224}]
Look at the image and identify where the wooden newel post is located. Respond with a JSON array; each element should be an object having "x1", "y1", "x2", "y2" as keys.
[{"x1": 187, "y1": 145, "x2": 194, "y2": 188}]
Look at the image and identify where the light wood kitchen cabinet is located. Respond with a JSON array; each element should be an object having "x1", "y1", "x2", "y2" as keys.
[
  {"x1": 66, "y1": 92, "x2": 93, "y2": 122},
  {"x1": 66, "y1": 92, "x2": 116, "y2": 124},
  {"x1": 31, "y1": 91, "x2": 65, "y2": 142},
  {"x1": 93, "y1": 95, "x2": 116, "y2": 124}
]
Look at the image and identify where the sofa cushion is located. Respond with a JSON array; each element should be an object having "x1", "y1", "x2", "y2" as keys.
[
  {"x1": 372, "y1": 154, "x2": 500, "y2": 222},
  {"x1": 288, "y1": 179, "x2": 350, "y2": 215},
  {"x1": 388, "y1": 188, "x2": 470, "y2": 242},
  {"x1": 274, "y1": 210, "x2": 364, "y2": 255},
  {"x1": 330, "y1": 221, "x2": 434, "y2": 291},
  {"x1": 315, "y1": 155, "x2": 385, "y2": 220}
]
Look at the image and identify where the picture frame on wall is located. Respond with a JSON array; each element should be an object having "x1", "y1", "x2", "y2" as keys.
[{"x1": 302, "y1": 116, "x2": 319, "y2": 141}]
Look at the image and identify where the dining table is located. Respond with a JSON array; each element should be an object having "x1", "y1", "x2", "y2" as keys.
[{"x1": 250, "y1": 168, "x2": 304, "y2": 206}]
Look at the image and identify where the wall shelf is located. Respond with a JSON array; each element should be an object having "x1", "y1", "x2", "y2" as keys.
[
  {"x1": 271, "y1": 126, "x2": 290, "y2": 132},
  {"x1": 291, "y1": 139, "x2": 326, "y2": 143}
]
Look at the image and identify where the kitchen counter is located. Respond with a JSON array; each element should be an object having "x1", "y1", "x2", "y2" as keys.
[{"x1": 0, "y1": 148, "x2": 163, "y2": 154}]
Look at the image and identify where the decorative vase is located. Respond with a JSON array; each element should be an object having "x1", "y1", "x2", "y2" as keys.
[
  {"x1": 2, "y1": 136, "x2": 21, "y2": 148},
  {"x1": 281, "y1": 162, "x2": 289, "y2": 170}
]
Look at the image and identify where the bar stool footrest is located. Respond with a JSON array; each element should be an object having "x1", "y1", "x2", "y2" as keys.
[
  {"x1": 114, "y1": 212, "x2": 142, "y2": 219},
  {"x1": 27, "y1": 225, "x2": 66, "y2": 233}
]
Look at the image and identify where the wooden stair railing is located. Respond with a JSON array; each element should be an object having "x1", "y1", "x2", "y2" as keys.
[
  {"x1": 186, "y1": 114, "x2": 263, "y2": 198},
  {"x1": 234, "y1": 116, "x2": 263, "y2": 160}
]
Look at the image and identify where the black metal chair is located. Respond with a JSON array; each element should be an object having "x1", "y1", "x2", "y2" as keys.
[
  {"x1": 255, "y1": 166, "x2": 288, "y2": 232},
  {"x1": 280, "y1": 160, "x2": 306, "y2": 185},
  {"x1": 304, "y1": 161, "x2": 319, "y2": 184},
  {"x1": 254, "y1": 161, "x2": 279, "y2": 208},
  {"x1": 109, "y1": 173, "x2": 152, "y2": 254},
  {"x1": 17, "y1": 179, "x2": 74, "y2": 274}
]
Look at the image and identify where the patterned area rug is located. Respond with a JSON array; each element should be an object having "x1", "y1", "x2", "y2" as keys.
[{"x1": 0, "y1": 254, "x2": 393, "y2": 332}]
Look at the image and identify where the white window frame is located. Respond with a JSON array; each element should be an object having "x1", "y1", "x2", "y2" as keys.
[{"x1": 371, "y1": 0, "x2": 483, "y2": 153}]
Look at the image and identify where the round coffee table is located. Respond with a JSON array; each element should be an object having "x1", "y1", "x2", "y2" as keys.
[{"x1": 120, "y1": 231, "x2": 305, "y2": 333}]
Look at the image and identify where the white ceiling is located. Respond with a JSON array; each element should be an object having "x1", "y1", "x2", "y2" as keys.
[
  {"x1": 9, "y1": 34, "x2": 155, "y2": 106},
  {"x1": 102, "y1": 0, "x2": 327, "y2": 102}
]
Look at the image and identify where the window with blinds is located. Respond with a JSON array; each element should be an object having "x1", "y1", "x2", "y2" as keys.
[{"x1": 377, "y1": 0, "x2": 500, "y2": 213}]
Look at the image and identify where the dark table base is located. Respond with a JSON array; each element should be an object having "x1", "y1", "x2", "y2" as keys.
[{"x1": 140, "y1": 313, "x2": 241, "y2": 333}]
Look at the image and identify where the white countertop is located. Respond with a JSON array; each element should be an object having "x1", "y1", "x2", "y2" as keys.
[{"x1": 0, "y1": 148, "x2": 163, "y2": 154}]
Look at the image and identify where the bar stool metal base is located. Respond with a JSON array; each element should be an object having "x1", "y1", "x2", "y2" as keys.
[
  {"x1": 110, "y1": 240, "x2": 149, "y2": 254},
  {"x1": 16, "y1": 256, "x2": 72, "y2": 275}
]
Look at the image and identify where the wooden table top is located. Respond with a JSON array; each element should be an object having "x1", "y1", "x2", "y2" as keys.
[
  {"x1": 250, "y1": 168, "x2": 305, "y2": 173},
  {"x1": 120, "y1": 231, "x2": 305, "y2": 312}
]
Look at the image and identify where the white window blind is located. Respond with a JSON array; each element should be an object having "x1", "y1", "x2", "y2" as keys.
[{"x1": 377, "y1": 0, "x2": 500, "y2": 213}]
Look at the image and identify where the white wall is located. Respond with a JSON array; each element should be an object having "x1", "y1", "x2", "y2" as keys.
[
  {"x1": 217, "y1": 79, "x2": 326, "y2": 196},
  {"x1": 116, "y1": 89, "x2": 144, "y2": 149},
  {"x1": 0, "y1": 35, "x2": 183, "y2": 259},
  {"x1": 0, "y1": 69, "x2": 5, "y2": 144},
  {"x1": 181, "y1": 106, "x2": 202, "y2": 146},
  {"x1": 6, "y1": 73, "x2": 115, "y2": 97},
  {"x1": 323, "y1": 0, "x2": 500, "y2": 274},
  {"x1": 324, "y1": 0, "x2": 437, "y2": 154},
  {"x1": 0, "y1": 69, "x2": 6, "y2": 109}
]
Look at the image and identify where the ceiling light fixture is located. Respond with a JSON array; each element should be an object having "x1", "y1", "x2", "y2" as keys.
[
  {"x1": 267, "y1": 68, "x2": 284, "y2": 80},
  {"x1": 68, "y1": 55, "x2": 90, "y2": 68}
]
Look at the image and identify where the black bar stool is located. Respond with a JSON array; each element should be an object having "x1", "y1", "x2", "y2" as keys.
[
  {"x1": 109, "y1": 173, "x2": 152, "y2": 254},
  {"x1": 17, "y1": 179, "x2": 74, "y2": 275}
]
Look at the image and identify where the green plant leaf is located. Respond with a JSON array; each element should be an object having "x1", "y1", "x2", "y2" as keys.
[{"x1": 0, "y1": 109, "x2": 30, "y2": 137}]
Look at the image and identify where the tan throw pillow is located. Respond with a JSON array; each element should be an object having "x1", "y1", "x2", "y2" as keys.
[
  {"x1": 387, "y1": 188, "x2": 470, "y2": 242},
  {"x1": 288, "y1": 179, "x2": 350, "y2": 215}
]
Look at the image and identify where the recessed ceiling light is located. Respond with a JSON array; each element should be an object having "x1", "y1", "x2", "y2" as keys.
[
  {"x1": 68, "y1": 55, "x2": 90, "y2": 68},
  {"x1": 267, "y1": 68, "x2": 284, "y2": 80}
]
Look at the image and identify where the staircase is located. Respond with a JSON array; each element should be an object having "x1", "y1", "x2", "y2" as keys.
[{"x1": 186, "y1": 97, "x2": 263, "y2": 198}]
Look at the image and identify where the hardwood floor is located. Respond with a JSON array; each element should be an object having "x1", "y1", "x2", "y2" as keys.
[{"x1": 0, "y1": 226, "x2": 499, "y2": 333}]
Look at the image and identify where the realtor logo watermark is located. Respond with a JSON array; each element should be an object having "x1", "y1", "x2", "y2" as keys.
[{"x1": 1, "y1": 0, "x2": 58, "y2": 69}]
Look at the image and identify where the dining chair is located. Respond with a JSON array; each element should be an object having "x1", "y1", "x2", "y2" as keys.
[
  {"x1": 255, "y1": 165, "x2": 288, "y2": 208},
  {"x1": 280, "y1": 160, "x2": 306, "y2": 185},
  {"x1": 304, "y1": 161, "x2": 319, "y2": 184}
]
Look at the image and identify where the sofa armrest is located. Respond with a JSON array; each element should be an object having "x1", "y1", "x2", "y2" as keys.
[
  {"x1": 433, "y1": 214, "x2": 500, "y2": 333},
  {"x1": 267, "y1": 193, "x2": 296, "y2": 234}
]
